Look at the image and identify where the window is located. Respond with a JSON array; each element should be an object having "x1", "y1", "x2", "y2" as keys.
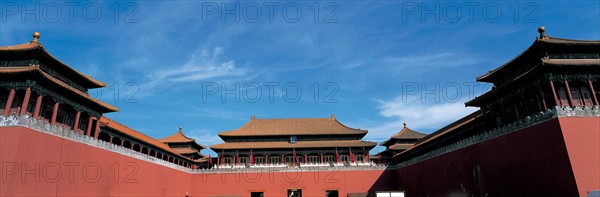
[
  {"x1": 250, "y1": 192, "x2": 263, "y2": 197},
  {"x1": 325, "y1": 190, "x2": 338, "y2": 197},
  {"x1": 323, "y1": 155, "x2": 335, "y2": 162},
  {"x1": 376, "y1": 192, "x2": 405, "y2": 197},
  {"x1": 355, "y1": 155, "x2": 364, "y2": 162},
  {"x1": 579, "y1": 86, "x2": 593, "y2": 106},
  {"x1": 254, "y1": 156, "x2": 265, "y2": 164},
  {"x1": 290, "y1": 136, "x2": 297, "y2": 144},
  {"x1": 307, "y1": 156, "x2": 320, "y2": 163},
  {"x1": 269, "y1": 156, "x2": 281, "y2": 164},
  {"x1": 340, "y1": 155, "x2": 349, "y2": 162},
  {"x1": 240, "y1": 157, "x2": 249, "y2": 164},
  {"x1": 223, "y1": 157, "x2": 233, "y2": 164},
  {"x1": 287, "y1": 189, "x2": 301, "y2": 197},
  {"x1": 557, "y1": 86, "x2": 570, "y2": 106}
]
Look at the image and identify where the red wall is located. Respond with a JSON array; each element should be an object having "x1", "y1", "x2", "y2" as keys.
[
  {"x1": 395, "y1": 117, "x2": 600, "y2": 197},
  {"x1": 0, "y1": 126, "x2": 192, "y2": 196},
  {"x1": 190, "y1": 169, "x2": 396, "y2": 197},
  {"x1": 1, "y1": 126, "x2": 396, "y2": 196},
  {"x1": 3, "y1": 116, "x2": 597, "y2": 197},
  {"x1": 559, "y1": 117, "x2": 600, "y2": 196}
]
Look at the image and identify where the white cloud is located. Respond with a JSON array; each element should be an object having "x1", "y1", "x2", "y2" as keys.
[
  {"x1": 366, "y1": 95, "x2": 477, "y2": 140},
  {"x1": 384, "y1": 52, "x2": 483, "y2": 68},
  {"x1": 140, "y1": 47, "x2": 249, "y2": 94}
]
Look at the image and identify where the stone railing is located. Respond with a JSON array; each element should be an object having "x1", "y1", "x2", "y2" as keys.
[
  {"x1": 195, "y1": 163, "x2": 388, "y2": 174},
  {"x1": 0, "y1": 114, "x2": 191, "y2": 172},
  {"x1": 389, "y1": 105, "x2": 599, "y2": 169}
]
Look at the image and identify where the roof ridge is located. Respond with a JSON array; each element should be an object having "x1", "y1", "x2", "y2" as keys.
[
  {"x1": 0, "y1": 32, "x2": 106, "y2": 87},
  {"x1": 543, "y1": 36, "x2": 600, "y2": 43}
]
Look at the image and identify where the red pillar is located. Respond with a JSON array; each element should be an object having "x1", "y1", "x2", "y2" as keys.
[
  {"x1": 565, "y1": 80, "x2": 575, "y2": 107},
  {"x1": 3, "y1": 88, "x2": 15, "y2": 116},
  {"x1": 85, "y1": 116, "x2": 93, "y2": 136},
  {"x1": 120, "y1": 140, "x2": 124, "y2": 147},
  {"x1": 589, "y1": 80, "x2": 599, "y2": 106},
  {"x1": 50, "y1": 102, "x2": 59, "y2": 125},
  {"x1": 549, "y1": 80, "x2": 560, "y2": 106},
  {"x1": 33, "y1": 95, "x2": 43, "y2": 118},
  {"x1": 154, "y1": 151, "x2": 158, "y2": 157},
  {"x1": 73, "y1": 111, "x2": 81, "y2": 132},
  {"x1": 321, "y1": 154, "x2": 324, "y2": 163},
  {"x1": 93, "y1": 118, "x2": 100, "y2": 139},
  {"x1": 538, "y1": 88, "x2": 548, "y2": 110},
  {"x1": 304, "y1": 154, "x2": 307, "y2": 164},
  {"x1": 20, "y1": 87, "x2": 31, "y2": 115},
  {"x1": 109, "y1": 136, "x2": 113, "y2": 143},
  {"x1": 281, "y1": 155, "x2": 285, "y2": 164}
]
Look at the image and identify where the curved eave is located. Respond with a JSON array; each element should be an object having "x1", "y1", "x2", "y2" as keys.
[
  {"x1": 210, "y1": 140, "x2": 377, "y2": 150},
  {"x1": 476, "y1": 36, "x2": 600, "y2": 82},
  {"x1": 476, "y1": 39, "x2": 539, "y2": 82},
  {"x1": 158, "y1": 132, "x2": 206, "y2": 149},
  {"x1": 218, "y1": 131, "x2": 367, "y2": 138},
  {"x1": 0, "y1": 66, "x2": 118, "y2": 112},
  {"x1": 541, "y1": 59, "x2": 600, "y2": 67},
  {"x1": 467, "y1": 63, "x2": 541, "y2": 107},
  {"x1": 161, "y1": 141, "x2": 207, "y2": 150},
  {"x1": 0, "y1": 42, "x2": 106, "y2": 88},
  {"x1": 101, "y1": 117, "x2": 195, "y2": 163},
  {"x1": 390, "y1": 111, "x2": 483, "y2": 160}
]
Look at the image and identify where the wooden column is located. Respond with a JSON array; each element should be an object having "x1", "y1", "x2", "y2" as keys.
[
  {"x1": 589, "y1": 80, "x2": 599, "y2": 106},
  {"x1": 538, "y1": 88, "x2": 547, "y2": 110},
  {"x1": 73, "y1": 111, "x2": 81, "y2": 132},
  {"x1": 86, "y1": 116, "x2": 94, "y2": 136},
  {"x1": 3, "y1": 88, "x2": 15, "y2": 116},
  {"x1": 50, "y1": 102, "x2": 59, "y2": 125},
  {"x1": 33, "y1": 95, "x2": 43, "y2": 118},
  {"x1": 93, "y1": 118, "x2": 100, "y2": 139},
  {"x1": 109, "y1": 136, "x2": 113, "y2": 143},
  {"x1": 549, "y1": 80, "x2": 560, "y2": 106},
  {"x1": 320, "y1": 154, "x2": 324, "y2": 163},
  {"x1": 304, "y1": 154, "x2": 307, "y2": 164},
  {"x1": 281, "y1": 155, "x2": 285, "y2": 164},
  {"x1": 120, "y1": 140, "x2": 125, "y2": 147},
  {"x1": 564, "y1": 80, "x2": 575, "y2": 107},
  {"x1": 20, "y1": 87, "x2": 31, "y2": 115}
]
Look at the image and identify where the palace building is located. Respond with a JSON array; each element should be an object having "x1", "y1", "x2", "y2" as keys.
[
  {"x1": 210, "y1": 115, "x2": 377, "y2": 167},
  {"x1": 0, "y1": 32, "x2": 206, "y2": 170},
  {"x1": 379, "y1": 122, "x2": 426, "y2": 163},
  {"x1": 389, "y1": 27, "x2": 600, "y2": 196},
  {"x1": 159, "y1": 127, "x2": 208, "y2": 162}
]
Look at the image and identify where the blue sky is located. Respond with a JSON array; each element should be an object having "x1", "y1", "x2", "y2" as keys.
[{"x1": 1, "y1": 1, "x2": 599, "y2": 155}]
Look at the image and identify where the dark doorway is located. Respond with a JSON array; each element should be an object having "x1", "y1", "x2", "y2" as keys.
[
  {"x1": 250, "y1": 192, "x2": 264, "y2": 197},
  {"x1": 325, "y1": 190, "x2": 338, "y2": 197},
  {"x1": 287, "y1": 189, "x2": 302, "y2": 197}
]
